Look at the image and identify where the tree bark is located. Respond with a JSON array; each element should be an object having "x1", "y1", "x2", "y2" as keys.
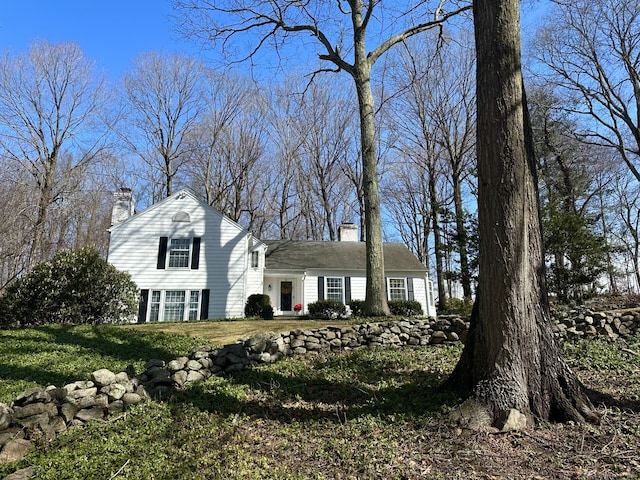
[
  {"x1": 428, "y1": 169, "x2": 447, "y2": 311},
  {"x1": 452, "y1": 174, "x2": 472, "y2": 298},
  {"x1": 352, "y1": 6, "x2": 390, "y2": 317},
  {"x1": 445, "y1": 0, "x2": 598, "y2": 427}
]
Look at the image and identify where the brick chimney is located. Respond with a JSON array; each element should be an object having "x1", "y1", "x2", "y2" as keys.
[
  {"x1": 110, "y1": 188, "x2": 135, "y2": 227},
  {"x1": 338, "y1": 223, "x2": 358, "y2": 242}
]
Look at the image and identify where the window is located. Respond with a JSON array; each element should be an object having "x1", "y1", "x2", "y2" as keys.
[
  {"x1": 188, "y1": 291, "x2": 200, "y2": 320},
  {"x1": 251, "y1": 251, "x2": 259, "y2": 268},
  {"x1": 388, "y1": 278, "x2": 407, "y2": 300},
  {"x1": 149, "y1": 291, "x2": 161, "y2": 322},
  {"x1": 168, "y1": 239, "x2": 191, "y2": 268},
  {"x1": 164, "y1": 290, "x2": 186, "y2": 321},
  {"x1": 142, "y1": 289, "x2": 206, "y2": 322},
  {"x1": 326, "y1": 277, "x2": 344, "y2": 302}
]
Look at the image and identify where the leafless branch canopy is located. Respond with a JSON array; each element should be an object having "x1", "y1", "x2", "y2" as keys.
[{"x1": 173, "y1": 0, "x2": 471, "y2": 75}]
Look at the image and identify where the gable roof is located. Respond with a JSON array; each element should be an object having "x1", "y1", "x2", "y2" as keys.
[
  {"x1": 108, "y1": 188, "x2": 266, "y2": 249},
  {"x1": 264, "y1": 240, "x2": 426, "y2": 272}
]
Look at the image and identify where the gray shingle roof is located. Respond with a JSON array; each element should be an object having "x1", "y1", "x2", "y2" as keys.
[{"x1": 264, "y1": 240, "x2": 426, "y2": 272}]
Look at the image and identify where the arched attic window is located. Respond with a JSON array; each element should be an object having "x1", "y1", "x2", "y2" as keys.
[{"x1": 172, "y1": 211, "x2": 191, "y2": 223}]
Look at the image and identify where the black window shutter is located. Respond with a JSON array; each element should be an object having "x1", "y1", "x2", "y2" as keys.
[
  {"x1": 384, "y1": 277, "x2": 389, "y2": 300},
  {"x1": 157, "y1": 237, "x2": 168, "y2": 269},
  {"x1": 191, "y1": 237, "x2": 201, "y2": 269},
  {"x1": 407, "y1": 278, "x2": 414, "y2": 301},
  {"x1": 345, "y1": 277, "x2": 351, "y2": 304},
  {"x1": 200, "y1": 289, "x2": 210, "y2": 320},
  {"x1": 318, "y1": 276, "x2": 325, "y2": 300},
  {"x1": 138, "y1": 289, "x2": 149, "y2": 323}
]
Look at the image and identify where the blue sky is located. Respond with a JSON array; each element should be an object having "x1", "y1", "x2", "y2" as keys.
[{"x1": 0, "y1": 1, "x2": 199, "y2": 80}]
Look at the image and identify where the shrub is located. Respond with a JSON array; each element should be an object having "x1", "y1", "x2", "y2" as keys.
[
  {"x1": 442, "y1": 297, "x2": 473, "y2": 316},
  {"x1": 349, "y1": 299, "x2": 365, "y2": 317},
  {"x1": 388, "y1": 300, "x2": 423, "y2": 317},
  {"x1": 261, "y1": 304, "x2": 274, "y2": 320},
  {"x1": 0, "y1": 247, "x2": 139, "y2": 328},
  {"x1": 308, "y1": 300, "x2": 347, "y2": 319},
  {"x1": 244, "y1": 294, "x2": 271, "y2": 318}
]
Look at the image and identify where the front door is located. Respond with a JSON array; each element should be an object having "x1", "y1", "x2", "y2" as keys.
[{"x1": 280, "y1": 281, "x2": 292, "y2": 311}]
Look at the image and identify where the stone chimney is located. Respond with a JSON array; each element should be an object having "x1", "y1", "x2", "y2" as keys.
[
  {"x1": 111, "y1": 188, "x2": 135, "y2": 227},
  {"x1": 338, "y1": 223, "x2": 358, "y2": 242}
]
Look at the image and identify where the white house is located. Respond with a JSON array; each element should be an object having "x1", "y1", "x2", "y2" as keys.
[{"x1": 107, "y1": 188, "x2": 436, "y2": 321}]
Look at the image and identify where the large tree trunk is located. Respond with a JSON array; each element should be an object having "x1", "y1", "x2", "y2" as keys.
[
  {"x1": 445, "y1": 0, "x2": 598, "y2": 428},
  {"x1": 353, "y1": 35, "x2": 390, "y2": 317}
]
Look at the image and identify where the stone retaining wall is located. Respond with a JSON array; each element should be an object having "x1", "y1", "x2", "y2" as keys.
[{"x1": 2, "y1": 307, "x2": 640, "y2": 473}]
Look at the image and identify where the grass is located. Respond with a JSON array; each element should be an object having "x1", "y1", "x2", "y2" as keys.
[
  {"x1": 121, "y1": 318, "x2": 363, "y2": 346},
  {"x1": 0, "y1": 320, "x2": 639, "y2": 479}
]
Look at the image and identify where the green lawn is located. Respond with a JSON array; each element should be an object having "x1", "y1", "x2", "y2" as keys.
[{"x1": 0, "y1": 321, "x2": 639, "y2": 479}]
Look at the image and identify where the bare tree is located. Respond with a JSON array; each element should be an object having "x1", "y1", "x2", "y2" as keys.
[
  {"x1": 533, "y1": 0, "x2": 640, "y2": 184},
  {"x1": 385, "y1": 37, "x2": 450, "y2": 309},
  {"x1": 0, "y1": 41, "x2": 109, "y2": 268},
  {"x1": 123, "y1": 51, "x2": 206, "y2": 199},
  {"x1": 173, "y1": 0, "x2": 471, "y2": 315},
  {"x1": 445, "y1": 0, "x2": 598, "y2": 427},
  {"x1": 383, "y1": 157, "x2": 432, "y2": 268},
  {"x1": 295, "y1": 80, "x2": 359, "y2": 240},
  {"x1": 185, "y1": 69, "x2": 248, "y2": 205}
]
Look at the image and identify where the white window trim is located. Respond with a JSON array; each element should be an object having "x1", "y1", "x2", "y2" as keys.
[
  {"x1": 387, "y1": 277, "x2": 408, "y2": 301},
  {"x1": 147, "y1": 289, "x2": 201, "y2": 322},
  {"x1": 167, "y1": 238, "x2": 192, "y2": 269},
  {"x1": 325, "y1": 276, "x2": 345, "y2": 303}
]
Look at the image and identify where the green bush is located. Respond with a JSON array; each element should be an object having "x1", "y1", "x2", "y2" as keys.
[
  {"x1": 308, "y1": 299, "x2": 347, "y2": 319},
  {"x1": 0, "y1": 247, "x2": 139, "y2": 328},
  {"x1": 349, "y1": 299, "x2": 365, "y2": 317},
  {"x1": 442, "y1": 297, "x2": 473, "y2": 316},
  {"x1": 244, "y1": 294, "x2": 271, "y2": 318},
  {"x1": 388, "y1": 300, "x2": 423, "y2": 317}
]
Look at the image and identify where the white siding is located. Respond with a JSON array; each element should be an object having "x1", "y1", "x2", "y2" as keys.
[{"x1": 108, "y1": 191, "x2": 253, "y2": 320}]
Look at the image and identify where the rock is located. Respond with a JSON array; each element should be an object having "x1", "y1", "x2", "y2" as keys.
[
  {"x1": 67, "y1": 387, "x2": 98, "y2": 400},
  {"x1": 186, "y1": 360, "x2": 203, "y2": 371},
  {"x1": 75, "y1": 406, "x2": 104, "y2": 422},
  {"x1": 102, "y1": 383, "x2": 127, "y2": 402},
  {"x1": 45, "y1": 386, "x2": 67, "y2": 402},
  {"x1": 77, "y1": 395, "x2": 97, "y2": 409},
  {"x1": 171, "y1": 370, "x2": 189, "y2": 386},
  {"x1": 60, "y1": 403, "x2": 78, "y2": 423},
  {"x1": 12, "y1": 402, "x2": 57, "y2": 419},
  {"x1": 91, "y1": 368, "x2": 116, "y2": 387},
  {"x1": 122, "y1": 393, "x2": 143, "y2": 406},
  {"x1": 0, "y1": 429, "x2": 24, "y2": 447},
  {"x1": 496, "y1": 408, "x2": 527, "y2": 431},
  {"x1": 145, "y1": 359, "x2": 165, "y2": 369},
  {"x1": 107, "y1": 401, "x2": 124, "y2": 413},
  {"x1": 13, "y1": 389, "x2": 49, "y2": 407},
  {"x1": 167, "y1": 357, "x2": 188, "y2": 372},
  {"x1": 0, "y1": 404, "x2": 13, "y2": 431},
  {"x1": 430, "y1": 331, "x2": 447, "y2": 344},
  {"x1": 0, "y1": 439, "x2": 32, "y2": 464},
  {"x1": 1, "y1": 466, "x2": 35, "y2": 480},
  {"x1": 49, "y1": 416, "x2": 67, "y2": 434},
  {"x1": 186, "y1": 371, "x2": 205, "y2": 382},
  {"x1": 94, "y1": 394, "x2": 110, "y2": 409}
]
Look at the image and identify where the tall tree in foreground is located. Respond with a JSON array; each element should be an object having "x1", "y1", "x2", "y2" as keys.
[
  {"x1": 173, "y1": 0, "x2": 471, "y2": 316},
  {"x1": 445, "y1": 0, "x2": 598, "y2": 427}
]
